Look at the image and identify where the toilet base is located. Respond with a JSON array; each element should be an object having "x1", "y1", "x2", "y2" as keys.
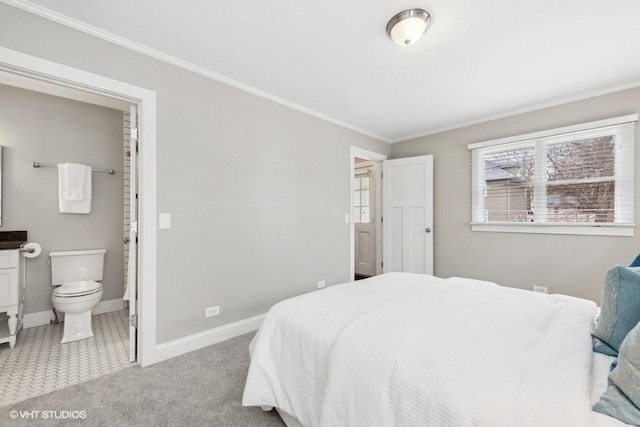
[{"x1": 61, "y1": 310, "x2": 94, "y2": 344}]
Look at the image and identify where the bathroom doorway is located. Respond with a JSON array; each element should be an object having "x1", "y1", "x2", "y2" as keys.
[
  {"x1": 0, "y1": 47, "x2": 158, "y2": 369},
  {"x1": 0, "y1": 65, "x2": 146, "y2": 404}
]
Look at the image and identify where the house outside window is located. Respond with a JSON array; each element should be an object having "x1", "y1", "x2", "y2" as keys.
[{"x1": 469, "y1": 115, "x2": 636, "y2": 236}]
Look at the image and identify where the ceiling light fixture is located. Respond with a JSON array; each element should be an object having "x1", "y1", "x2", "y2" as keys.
[{"x1": 386, "y1": 9, "x2": 432, "y2": 47}]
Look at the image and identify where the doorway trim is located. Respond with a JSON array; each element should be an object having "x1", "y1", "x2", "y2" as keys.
[
  {"x1": 350, "y1": 146, "x2": 387, "y2": 281},
  {"x1": 0, "y1": 47, "x2": 158, "y2": 367}
]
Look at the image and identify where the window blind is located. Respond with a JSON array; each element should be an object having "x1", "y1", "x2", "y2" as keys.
[{"x1": 470, "y1": 116, "x2": 636, "y2": 231}]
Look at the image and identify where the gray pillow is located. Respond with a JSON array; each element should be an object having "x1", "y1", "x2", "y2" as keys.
[
  {"x1": 593, "y1": 322, "x2": 640, "y2": 425},
  {"x1": 592, "y1": 266, "x2": 640, "y2": 356}
]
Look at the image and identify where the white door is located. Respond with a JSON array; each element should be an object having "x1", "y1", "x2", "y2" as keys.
[
  {"x1": 354, "y1": 166, "x2": 376, "y2": 277},
  {"x1": 127, "y1": 104, "x2": 139, "y2": 363},
  {"x1": 382, "y1": 155, "x2": 433, "y2": 274}
]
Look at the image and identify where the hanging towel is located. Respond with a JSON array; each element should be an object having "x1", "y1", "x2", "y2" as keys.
[{"x1": 58, "y1": 163, "x2": 92, "y2": 214}]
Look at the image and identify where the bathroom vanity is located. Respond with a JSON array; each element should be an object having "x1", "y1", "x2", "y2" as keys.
[
  {"x1": 0, "y1": 232, "x2": 28, "y2": 349},
  {"x1": 0, "y1": 250, "x2": 25, "y2": 348}
]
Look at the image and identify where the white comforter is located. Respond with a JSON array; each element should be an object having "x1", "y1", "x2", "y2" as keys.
[{"x1": 243, "y1": 273, "x2": 598, "y2": 427}]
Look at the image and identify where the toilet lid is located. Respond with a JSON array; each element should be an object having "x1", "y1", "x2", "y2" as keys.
[{"x1": 53, "y1": 280, "x2": 102, "y2": 297}]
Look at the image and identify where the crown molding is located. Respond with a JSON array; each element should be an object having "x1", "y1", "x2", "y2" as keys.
[
  {"x1": 391, "y1": 79, "x2": 640, "y2": 143},
  {"x1": 6, "y1": 0, "x2": 640, "y2": 146},
  {"x1": 1, "y1": 0, "x2": 392, "y2": 143}
]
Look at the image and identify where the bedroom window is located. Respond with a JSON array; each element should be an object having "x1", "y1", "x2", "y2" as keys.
[
  {"x1": 469, "y1": 115, "x2": 637, "y2": 236},
  {"x1": 354, "y1": 173, "x2": 371, "y2": 223}
]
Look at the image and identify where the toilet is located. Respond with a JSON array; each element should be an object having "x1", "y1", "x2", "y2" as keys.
[{"x1": 49, "y1": 249, "x2": 106, "y2": 344}]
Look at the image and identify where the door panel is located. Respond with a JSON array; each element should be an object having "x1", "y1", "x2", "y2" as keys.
[
  {"x1": 388, "y1": 207, "x2": 403, "y2": 272},
  {"x1": 409, "y1": 207, "x2": 426, "y2": 273},
  {"x1": 390, "y1": 163, "x2": 426, "y2": 199},
  {"x1": 383, "y1": 155, "x2": 433, "y2": 275},
  {"x1": 355, "y1": 229, "x2": 374, "y2": 276}
]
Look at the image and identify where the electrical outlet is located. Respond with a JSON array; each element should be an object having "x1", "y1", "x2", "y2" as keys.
[
  {"x1": 317, "y1": 280, "x2": 326, "y2": 289},
  {"x1": 205, "y1": 306, "x2": 220, "y2": 317},
  {"x1": 533, "y1": 286, "x2": 548, "y2": 294}
]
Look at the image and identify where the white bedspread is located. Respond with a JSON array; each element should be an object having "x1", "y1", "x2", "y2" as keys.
[{"x1": 243, "y1": 273, "x2": 598, "y2": 427}]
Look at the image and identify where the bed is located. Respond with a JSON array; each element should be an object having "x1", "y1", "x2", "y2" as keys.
[{"x1": 243, "y1": 272, "x2": 629, "y2": 427}]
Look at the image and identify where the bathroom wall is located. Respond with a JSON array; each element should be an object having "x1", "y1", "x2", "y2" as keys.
[
  {"x1": 0, "y1": 5, "x2": 390, "y2": 344},
  {"x1": 0, "y1": 83, "x2": 125, "y2": 314}
]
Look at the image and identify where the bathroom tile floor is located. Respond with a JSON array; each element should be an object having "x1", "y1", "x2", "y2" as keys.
[{"x1": 0, "y1": 309, "x2": 132, "y2": 407}]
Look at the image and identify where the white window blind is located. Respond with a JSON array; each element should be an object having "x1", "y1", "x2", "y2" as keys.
[{"x1": 469, "y1": 115, "x2": 636, "y2": 236}]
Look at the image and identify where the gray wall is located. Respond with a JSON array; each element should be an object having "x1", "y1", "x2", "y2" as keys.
[
  {"x1": 0, "y1": 84, "x2": 124, "y2": 314},
  {"x1": 391, "y1": 87, "x2": 640, "y2": 303},
  {"x1": 0, "y1": 5, "x2": 390, "y2": 343}
]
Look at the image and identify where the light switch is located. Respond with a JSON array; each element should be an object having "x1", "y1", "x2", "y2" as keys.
[{"x1": 159, "y1": 213, "x2": 172, "y2": 229}]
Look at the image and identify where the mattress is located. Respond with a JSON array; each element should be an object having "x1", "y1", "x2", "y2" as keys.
[
  {"x1": 272, "y1": 354, "x2": 629, "y2": 427},
  {"x1": 272, "y1": 357, "x2": 629, "y2": 427},
  {"x1": 244, "y1": 272, "x2": 605, "y2": 427}
]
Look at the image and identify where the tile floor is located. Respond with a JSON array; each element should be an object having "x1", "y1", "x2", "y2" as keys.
[{"x1": 0, "y1": 309, "x2": 132, "y2": 407}]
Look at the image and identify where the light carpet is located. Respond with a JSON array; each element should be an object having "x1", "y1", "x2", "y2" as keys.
[{"x1": 0, "y1": 332, "x2": 284, "y2": 426}]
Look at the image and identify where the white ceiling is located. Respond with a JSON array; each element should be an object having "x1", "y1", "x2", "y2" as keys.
[{"x1": 9, "y1": 0, "x2": 640, "y2": 142}]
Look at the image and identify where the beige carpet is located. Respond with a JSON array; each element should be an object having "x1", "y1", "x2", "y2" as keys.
[{"x1": 0, "y1": 332, "x2": 284, "y2": 426}]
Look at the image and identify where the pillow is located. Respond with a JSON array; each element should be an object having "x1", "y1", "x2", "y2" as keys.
[
  {"x1": 630, "y1": 253, "x2": 640, "y2": 268},
  {"x1": 593, "y1": 337, "x2": 618, "y2": 357},
  {"x1": 592, "y1": 266, "x2": 640, "y2": 356},
  {"x1": 593, "y1": 322, "x2": 640, "y2": 425}
]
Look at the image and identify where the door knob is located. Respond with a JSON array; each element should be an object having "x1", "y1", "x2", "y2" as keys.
[{"x1": 425, "y1": 228, "x2": 431, "y2": 233}]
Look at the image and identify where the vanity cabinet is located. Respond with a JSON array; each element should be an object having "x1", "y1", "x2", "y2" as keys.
[{"x1": 0, "y1": 250, "x2": 24, "y2": 348}]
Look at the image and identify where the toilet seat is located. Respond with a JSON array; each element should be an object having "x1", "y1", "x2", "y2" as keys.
[{"x1": 53, "y1": 280, "x2": 102, "y2": 298}]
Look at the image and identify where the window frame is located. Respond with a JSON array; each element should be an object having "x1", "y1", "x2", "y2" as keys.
[
  {"x1": 354, "y1": 171, "x2": 371, "y2": 224},
  {"x1": 469, "y1": 115, "x2": 637, "y2": 237}
]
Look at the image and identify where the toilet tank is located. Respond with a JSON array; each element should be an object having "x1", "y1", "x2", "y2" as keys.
[{"x1": 49, "y1": 249, "x2": 106, "y2": 286}]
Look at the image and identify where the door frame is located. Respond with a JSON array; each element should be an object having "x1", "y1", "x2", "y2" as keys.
[
  {"x1": 0, "y1": 47, "x2": 158, "y2": 367},
  {"x1": 350, "y1": 146, "x2": 387, "y2": 281}
]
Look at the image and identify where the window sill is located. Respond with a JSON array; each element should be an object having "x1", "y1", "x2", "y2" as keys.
[{"x1": 470, "y1": 222, "x2": 634, "y2": 237}]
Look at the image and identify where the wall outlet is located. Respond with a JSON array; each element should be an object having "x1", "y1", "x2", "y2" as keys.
[
  {"x1": 533, "y1": 286, "x2": 548, "y2": 294},
  {"x1": 317, "y1": 280, "x2": 326, "y2": 289},
  {"x1": 205, "y1": 306, "x2": 220, "y2": 317}
]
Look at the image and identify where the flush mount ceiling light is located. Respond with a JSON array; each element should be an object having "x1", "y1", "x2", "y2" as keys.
[{"x1": 386, "y1": 9, "x2": 432, "y2": 47}]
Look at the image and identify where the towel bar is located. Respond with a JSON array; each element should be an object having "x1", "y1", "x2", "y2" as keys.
[{"x1": 33, "y1": 162, "x2": 115, "y2": 175}]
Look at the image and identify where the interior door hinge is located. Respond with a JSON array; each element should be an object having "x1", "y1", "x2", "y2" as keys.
[
  {"x1": 381, "y1": 216, "x2": 384, "y2": 223},
  {"x1": 131, "y1": 128, "x2": 139, "y2": 141},
  {"x1": 381, "y1": 262, "x2": 384, "y2": 268},
  {"x1": 130, "y1": 314, "x2": 138, "y2": 328}
]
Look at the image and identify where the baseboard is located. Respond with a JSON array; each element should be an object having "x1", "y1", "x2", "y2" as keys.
[
  {"x1": 153, "y1": 313, "x2": 266, "y2": 364},
  {"x1": 22, "y1": 310, "x2": 55, "y2": 330},
  {"x1": 22, "y1": 298, "x2": 126, "y2": 329},
  {"x1": 92, "y1": 298, "x2": 126, "y2": 315}
]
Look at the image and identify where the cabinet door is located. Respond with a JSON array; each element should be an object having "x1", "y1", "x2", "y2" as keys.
[{"x1": 0, "y1": 268, "x2": 18, "y2": 308}]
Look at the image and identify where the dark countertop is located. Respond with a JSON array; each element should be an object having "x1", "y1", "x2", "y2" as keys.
[
  {"x1": 0, "y1": 231, "x2": 28, "y2": 249},
  {"x1": 0, "y1": 241, "x2": 27, "y2": 250}
]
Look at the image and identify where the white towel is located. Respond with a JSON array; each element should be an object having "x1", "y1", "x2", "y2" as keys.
[{"x1": 58, "y1": 163, "x2": 92, "y2": 214}]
